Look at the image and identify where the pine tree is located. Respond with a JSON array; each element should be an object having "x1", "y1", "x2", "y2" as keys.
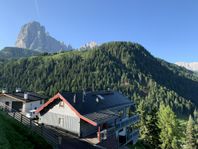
[
  {"x1": 144, "y1": 108, "x2": 160, "y2": 149},
  {"x1": 137, "y1": 101, "x2": 148, "y2": 140},
  {"x1": 194, "y1": 109, "x2": 198, "y2": 123},
  {"x1": 157, "y1": 104, "x2": 180, "y2": 149},
  {"x1": 193, "y1": 109, "x2": 198, "y2": 147},
  {"x1": 184, "y1": 115, "x2": 196, "y2": 149}
]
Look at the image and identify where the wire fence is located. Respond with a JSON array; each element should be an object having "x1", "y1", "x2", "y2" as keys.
[{"x1": 0, "y1": 102, "x2": 60, "y2": 149}]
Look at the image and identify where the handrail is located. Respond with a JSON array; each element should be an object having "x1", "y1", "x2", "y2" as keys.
[
  {"x1": 128, "y1": 129, "x2": 139, "y2": 138},
  {"x1": 116, "y1": 115, "x2": 139, "y2": 130},
  {"x1": 126, "y1": 129, "x2": 139, "y2": 144}
]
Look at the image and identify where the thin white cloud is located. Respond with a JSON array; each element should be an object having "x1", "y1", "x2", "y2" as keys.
[{"x1": 34, "y1": 0, "x2": 40, "y2": 19}]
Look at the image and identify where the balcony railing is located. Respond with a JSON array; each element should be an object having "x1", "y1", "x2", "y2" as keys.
[
  {"x1": 126, "y1": 129, "x2": 139, "y2": 144},
  {"x1": 116, "y1": 115, "x2": 139, "y2": 130}
]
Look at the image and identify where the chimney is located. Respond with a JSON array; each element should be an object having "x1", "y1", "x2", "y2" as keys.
[
  {"x1": 16, "y1": 88, "x2": 21, "y2": 93},
  {"x1": 96, "y1": 95, "x2": 104, "y2": 103},
  {"x1": 82, "y1": 90, "x2": 86, "y2": 102},
  {"x1": 73, "y1": 94, "x2": 76, "y2": 103},
  {"x1": 96, "y1": 97, "x2": 100, "y2": 103},
  {"x1": 24, "y1": 92, "x2": 29, "y2": 100},
  {"x1": 97, "y1": 95, "x2": 104, "y2": 100}
]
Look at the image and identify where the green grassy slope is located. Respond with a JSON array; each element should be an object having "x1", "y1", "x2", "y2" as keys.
[{"x1": 0, "y1": 111, "x2": 51, "y2": 149}]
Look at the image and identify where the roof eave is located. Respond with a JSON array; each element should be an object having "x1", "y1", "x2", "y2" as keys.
[
  {"x1": 1, "y1": 94, "x2": 25, "y2": 103},
  {"x1": 36, "y1": 92, "x2": 97, "y2": 127}
]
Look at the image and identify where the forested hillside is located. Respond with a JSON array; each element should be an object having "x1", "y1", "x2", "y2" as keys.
[
  {"x1": 0, "y1": 47, "x2": 41, "y2": 60},
  {"x1": 0, "y1": 42, "x2": 197, "y2": 116}
]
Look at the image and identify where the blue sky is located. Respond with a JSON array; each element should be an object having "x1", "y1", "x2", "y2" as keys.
[{"x1": 0, "y1": 0, "x2": 197, "y2": 62}]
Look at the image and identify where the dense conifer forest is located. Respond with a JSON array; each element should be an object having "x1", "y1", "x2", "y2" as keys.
[
  {"x1": 0, "y1": 47, "x2": 40, "y2": 60},
  {"x1": 0, "y1": 42, "x2": 197, "y2": 114},
  {"x1": 0, "y1": 42, "x2": 197, "y2": 148}
]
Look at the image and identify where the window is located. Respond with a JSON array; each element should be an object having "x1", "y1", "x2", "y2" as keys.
[
  {"x1": 5, "y1": 102, "x2": 9, "y2": 106},
  {"x1": 40, "y1": 100, "x2": 43, "y2": 104},
  {"x1": 59, "y1": 101, "x2": 64, "y2": 107},
  {"x1": 58, "y1": 118, "x2": 64, "y2": 126}
]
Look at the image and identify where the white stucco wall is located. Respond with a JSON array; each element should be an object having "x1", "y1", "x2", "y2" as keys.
[
  {"x1": 22, "y1": 100, "x2": 44, "y2": 113},
  {"x1": 0, "y1": 95, "x2": 22, "y2": 109},
  {"x1": 0, "y1": 95, "x2": 44, "y2": 116}
]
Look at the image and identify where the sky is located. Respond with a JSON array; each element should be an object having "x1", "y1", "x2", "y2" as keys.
[{"x1": 0, "y1": 0, "x2": 198, "y2": 63}]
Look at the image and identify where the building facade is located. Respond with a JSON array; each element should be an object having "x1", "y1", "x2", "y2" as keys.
[
  {"x1": 36, "y1": 91, "x2": 139, "y2": 149},
  {"x1": 0, "y1": 89, "x2": 46, "y2": 118}
]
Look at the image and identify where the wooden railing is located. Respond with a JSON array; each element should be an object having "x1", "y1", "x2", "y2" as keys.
[
  {"x1": 116, "y1": 115, "x2": 139, "y2": 130},
  {"x1": 100, "y1": 127, "x2": 116, "y2": 141},
  {"x1": 0, "y1": 102, "x2": 60, "y2": 148},
  {"x1": 126, "y1": 129, "x2": 139, "y2": 144}
]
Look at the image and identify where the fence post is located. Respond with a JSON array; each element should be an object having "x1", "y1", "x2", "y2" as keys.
[
  {"x1": 30, "y1": 119, "x2": 32, "y2": 129},
  {"x1": 58, "y1": 136, "x2": 62, "y2": 148},
  {"x1": 41, "y1": 124, "x2": 43, "y2": 137},
  {"x1": 13, "y1": 112, "x2": 15, "y2": 119},
  {"x1": 2, "y1": 104, "x2": 3, "y2": 111},
  {"x1": 21, "y1": 114, "x2": 23, "y2": 123}
]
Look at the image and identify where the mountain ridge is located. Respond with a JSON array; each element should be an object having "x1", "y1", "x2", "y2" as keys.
[
  {"x1": 0, "y1": 47, "x2": 41, "y2": 60},
  {"x1": 176, "y1": 62, "x2": 198, "y2": 72},
  {"x1": 80, "y1": 41, "x2": 98, "y2": 50},
  {"x1": 15, "y1": 21, "x2": 72, "y2": 53}
]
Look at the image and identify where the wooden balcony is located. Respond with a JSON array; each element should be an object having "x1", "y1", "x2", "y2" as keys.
[
  {"x1": 126, "y1": 129, "x2": 139, "y2": 144},
  {"x1": 116, "y1": 115, "x2": 139, "y2": 130}
]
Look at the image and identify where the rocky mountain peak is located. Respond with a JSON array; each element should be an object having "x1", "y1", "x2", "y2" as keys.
[
  {"x1": 80, "y1": 41, "x2": 98, "y2": 50},
  {"x1": 176, "y1": 62, "x2": 198, "y2": 72},
  {"x1": 15, "y1": 21, "x2": 72, "y2": 53}
]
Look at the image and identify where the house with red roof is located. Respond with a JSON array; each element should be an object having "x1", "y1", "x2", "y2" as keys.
[{"x1": 36, "y1": 90, "x2": 139, "y2": 149}]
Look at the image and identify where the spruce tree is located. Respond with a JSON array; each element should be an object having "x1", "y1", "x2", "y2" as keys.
[
  {"x1": 137, "y1": 101, "x2": 148, "y2": 139},
  {"x1": 193, "y1": 109, "x2": 198, "y2": 146},
  {"x1": 157, "y1": 104, "x2": 180, "y2": 149},
  {"x1": 144, "y1": 108, "x2": 160, "y2": 148},
  {"x1": 185, "y1": 115, "x2": 196, "y2": 149}
]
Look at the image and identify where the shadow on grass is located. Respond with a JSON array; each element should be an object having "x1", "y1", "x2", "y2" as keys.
[{"x1": 0, "y1": 111, "x2": 52, "y2": 149}]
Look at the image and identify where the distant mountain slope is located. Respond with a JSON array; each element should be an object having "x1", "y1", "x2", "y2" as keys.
[
  {"x1": 0, "y1": 42, "x2": 197, "y2": 116},
  {"x1": 176, "y1": 62, "x2": 198, "y2": 72},
  {"x1": 15, "y1": 21, "x2": 72, "y2": 53},
  {"x1": 0, "y1": 47, "x2": 40, "y2": 60}
]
